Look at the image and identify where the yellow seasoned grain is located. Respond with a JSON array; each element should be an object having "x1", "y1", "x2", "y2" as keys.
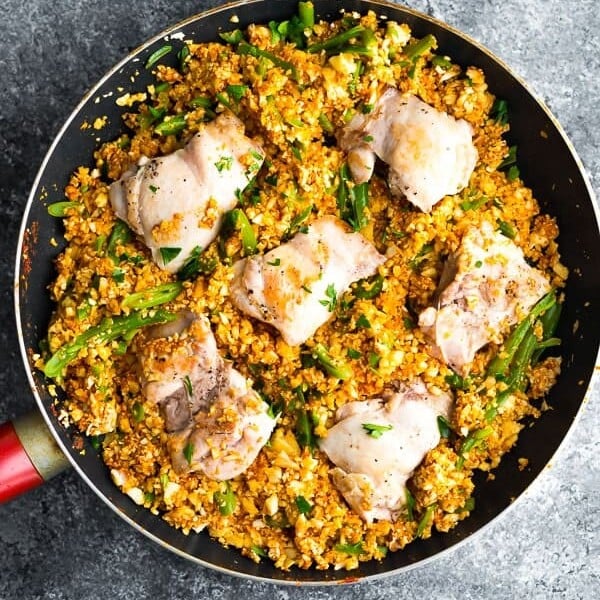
[{"x1": 42, "y1": 7, "x2": 567, "y2": 572}]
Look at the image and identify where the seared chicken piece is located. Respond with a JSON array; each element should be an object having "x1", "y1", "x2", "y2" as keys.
[
  {"x1": 109, "y1": 113, "x2": 265, "y2": 273},
  {"x1": 138, "y1": 312, "x2": 225, "y2": 432},
  {"x1": 230, "y1": 215, "x2": 386, "y2": 346},
  {"x1": 168, "y1": 366, "x2": 275, "y2": 480},
  {"x1": 319, "y1": 380, "x2": 452, "y2": 523},
  {"x1": 418, "y1": 220, "x2": 551, "y2": 373},
  {"x1": 339, "y1": 88, "x2": 478, "y2": 212}
]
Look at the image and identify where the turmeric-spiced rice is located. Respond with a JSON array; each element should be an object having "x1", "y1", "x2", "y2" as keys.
[{"x1": 40, "y1": 4, "x2": 567, "y2": 571}]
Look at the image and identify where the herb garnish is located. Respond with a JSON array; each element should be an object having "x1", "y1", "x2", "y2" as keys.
[
  {"x1": 362, "y1": 423, "x2": 393, "y2": 438},
  {"x1": 319, "y1": 284, "x2": 337, "y2": 311}
]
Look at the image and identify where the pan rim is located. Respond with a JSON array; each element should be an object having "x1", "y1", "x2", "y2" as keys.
[{"x1": 13, "y1": 0, "x2": 600, "y2": 585}]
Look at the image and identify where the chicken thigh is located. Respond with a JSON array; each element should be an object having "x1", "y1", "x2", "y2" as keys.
[
  {"x1": 319, "y1": 380, "x2": 452, "y2": 523},
  {"x1": 109, "y1": 113, "x2": 265, "y2": 273},
  {"x1": 418, "y1": 220, "x2": 550, "y2": 373},
  {"x1": 168, "y1": 366, "x2": 275, "y2": 480},
  {"x1": 138, "y1": 312, "x2": 225, "y2": 432},
  {"x1": 230, "y1": 215, "x2": 386, "y2": 346},
  {"x1": 339, "y1": 88, "x2": 478, "y2": 212}
]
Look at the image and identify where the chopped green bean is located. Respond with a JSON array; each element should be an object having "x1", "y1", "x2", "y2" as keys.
[
  {"x1": 416, "y1": 503, "x2": 437, "y2": 538},
  {"x1": 131, "y1": 402, "x2": 145, "y2": 423},
  {"x1": 307, "y1": 25, "x2": 365, "y2": 53},
  {"x1": 295, "y1": 408, "x2": 315, "y2": 449},
  {"x1": 122, "y1": 282, "x2": 183, "y2": 310},
  {"x1": 404, "y1": 34, "x2": 437, "y2": 60},
  {"x1": 219, "y1": 29, "x2": 244, "y2": 44},
  {"x1": 48, "y1": 201, "x2": 81, "y2": 217},
  {"x1": 437, "y1": 415, "x2": 451, "y2": 438},
  {"x1": 486, "y1": 291, "x2": 556, "y2": 379},
  {"x1": 107, "y1": 219, "x2": 132, "y2": 263},
  {"x1": 214, "y1": 482, "x2": 236, "y2": 516},
  {"x1": 220, "y1": 208, "x2": 257, "y2": 257},
  {"x1": 456, "y1": 427, "x2": 493, "y2": 468},
  {"x1": 237, "y1": 41, "x2": 297, "y2": 80},
  {"x1": 177, "y1": 246, "x2": 217, "y2": 280},
  {"x1": 145, "y1": 44, "x2": 172, "y2": 69},
  {"x1": 311, "y1": 343, "x2": 352, "y2": 380},
  {"x1": 298, "y1": 1, "x2": 315, "y2": 28},
  {"x1": 43, "y1": 309, "x2": 177, "y2": 379},
  {"x1": 404, "y1": 488, "x2": 416, "y2": 521},
  {"x1": 295, "y1": 495, "x2": 313, "y2": 515},
  {"x1": 183, "y1": 442, "x2": 195, "y2": 465},
  {"x1": 154, "y1": 114, "x2": 186, "y2": 136}
]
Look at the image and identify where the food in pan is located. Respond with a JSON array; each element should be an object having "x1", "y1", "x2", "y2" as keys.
[{"x1": 40, "y1": 2, "x2": 566, "y2": 570}]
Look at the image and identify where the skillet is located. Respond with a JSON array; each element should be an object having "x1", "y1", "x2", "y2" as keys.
[{"x1": 2, "y1": 0, "x2": 599, "y2": 585}]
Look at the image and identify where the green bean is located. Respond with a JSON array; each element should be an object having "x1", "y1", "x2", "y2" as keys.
[
  {"x1": 311, "y1": 343, "x2": 352, "y2": 380},
  {"x1": 219, "y1": 29, "x2": 244, "y2": 44},
  {"x1": 486, "y1": 291, "x2": 556, "y2": 380},
  {"x1": 404, "y1": 34, "x2": 437, "y2": 60},
  {"x1": 456, "y1": 426, "x2": 493, "y2": 469},
  {"x1": 298, "y1": 1, "x2": 315, "y2": 28},
  {"x1": 220, "y1": 208, "x2": 257, "y2": 256},
  {"x1": 145, "y1": 44, "x2": 172, "y2": 69},
  {"x1": 416, "y1": 503, "x2": 437, "y2": 538},
  {"x1": 47, "y1": 201, "x2": 81, "y2": 217},
  {"x1": 122, "y1": 282, "x2": 183, "y2": 310},
  {"x1": 214, "y1": 482, "x2": 236, "y2": 516},
  {"x1": 43, "y1": 309, "x2": 177, "y2": 379},
  {"x1": 485, "y1": 333, "x2": 537, "y2": 421},
  {"x1": 295, "y1": 495, "x2": 313, "y2": 515},
  {"x1": 445, "y1": 372, "x2": 472, "y2": 390},
  {"x1": 177, "y1": 246, "x2": 217, "y2": 280},
  {"x1": 404, "y1": 488, "x2": 416, "y2": 521},
  {"x1": 107, "y1": 219, "x2": 132, "y2": 263},
  {"x1": 237, "y1": 41, "x2": 298, "y2": 80},
  {"x1": 497, "y1": 219, "x2": 517, "y2": 239},
  {"x1": 532, "y1": 300, "x2": 562, "y2": 363},
  {"x1": 318, "y1": 112, "x2": 334, "y2": 134},
  {"x1": 307, "y1": 25, "x2": 366, "y2": 53},
  {"x1": 154, "y1": 114, "x2": 186, "y2": 136},
  {"x1": 183, "y1": 442, "x2": 195, "y2": 465},
  {"x1": 295, "y1": 408, "x2": 315, "y2": 449}
]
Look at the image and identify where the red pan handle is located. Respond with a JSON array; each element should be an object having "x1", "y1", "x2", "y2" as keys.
[{"x1": 0, "y1": 411, "x2": 70, "y2": 503}]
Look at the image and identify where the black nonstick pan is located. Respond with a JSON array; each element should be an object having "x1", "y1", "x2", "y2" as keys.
[{"x1": 2, "y1": 0, "x2": 598, "y2": 586}]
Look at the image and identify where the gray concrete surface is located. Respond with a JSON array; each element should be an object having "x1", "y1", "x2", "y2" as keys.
[{"x1": 1, "y1": 1, "x2": 598, "y2": 598}]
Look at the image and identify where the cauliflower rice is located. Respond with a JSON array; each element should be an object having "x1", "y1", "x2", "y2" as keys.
[{"x1": 40, "y1": 5, "x2": 566, "y2": 571}]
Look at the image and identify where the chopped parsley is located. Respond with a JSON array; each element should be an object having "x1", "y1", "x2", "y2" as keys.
[
  {"x1": 355, "y1": 314, "x2": 371, "y2": 329},
  {"x1": 362, "y1": 423, "x2": 393, "y2": 438},
  {"x1": 267, "y1": 257, "x2": 281, "y2": 266},
  {"x1": 215, "y1": 155, "x2": 233, "y2": 172},
  {"x1": 159, "y1": 247, "x2": 182, "y2": 265},
  {"x1": 183, "y1": 442, "x2": 195, "y2": 465},
  {"x1": 319, "y1": 284, "x2": 337, "y2": 311},
  {"x1": 334, "y1": 541, "x2": 364, "y2": 555},
  {"x1": 295, "y1": 495, "x2": 313, "y2": 515}
]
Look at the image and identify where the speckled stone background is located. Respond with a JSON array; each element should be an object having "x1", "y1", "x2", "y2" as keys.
[{"x1": 1, "y1": 1, "x2": 598, "y2": 598}]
